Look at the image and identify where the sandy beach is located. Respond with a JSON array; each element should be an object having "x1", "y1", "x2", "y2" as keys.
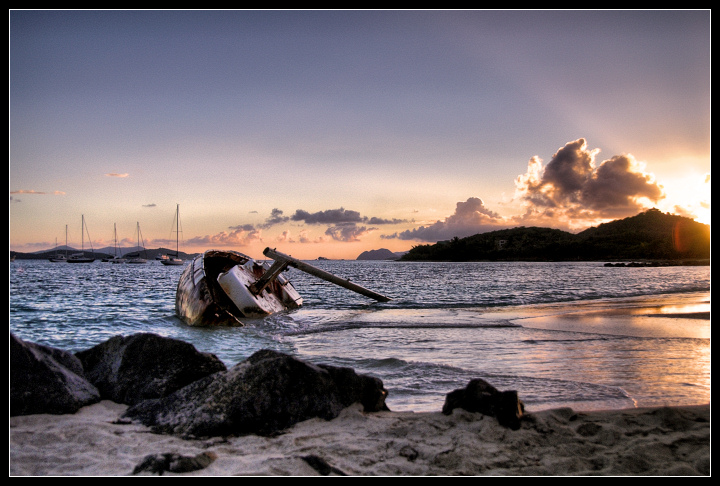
[{"x1": 10, "y1": 399, "x2": 710, "y2": 476}]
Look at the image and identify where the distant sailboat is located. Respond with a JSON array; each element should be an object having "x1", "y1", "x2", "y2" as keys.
[
  {"x1": 161, "y1": 204, "x2": 184, "y2": 266},
  {"x1": 126, "y1": 222, "x2": 148, "y2": 264},
  {"x1": 108, "y1": 223, "x2": 127, "y2": 263},
  {"x1": 49, "y1": 226, "x2": 68, "y2": 262},
  {"x1": 67, "y1": 216, "x2": 95, "y2": 263}
]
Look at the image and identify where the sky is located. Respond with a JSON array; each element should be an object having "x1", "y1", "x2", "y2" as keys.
[{"x1": 10, "y1": 10, "x2": 711, "y2": 260}]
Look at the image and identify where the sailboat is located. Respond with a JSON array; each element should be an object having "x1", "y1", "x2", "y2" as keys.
[
  {"x1": 67, "y1": 215, "x2": 95, "y2": 263},
  {"x1": 126, "y1": 222, "x2": 148, "y2": 264},
  {"x1": 161, "y1": 204, "x2": 184, "y2": 266},
  {"x1": 49, "y1": 226, "x2": 68, "y2": 262},
  {"x1": 108, "y1": 224, "x2": 127, "y2": 263}
]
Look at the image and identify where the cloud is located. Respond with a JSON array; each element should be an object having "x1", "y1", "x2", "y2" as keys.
[
  {"x1": 260, "y1": 208, "x2": 290, "y2": 229},
  {"x1": 390, "y1": 138, "x2": 669, "y2": 243},
  {"x1": 10, "y1": 189, "x2": 65, "y2": 195},
  {"x1": 105, "y1": 173, "x2": 129, "y2": 178},
  {"x1": 290, "y1": 207, "x2": 407, "y2": 226},
  {"x1": 236, "y1": 207, "x2": 408, "y2": 243},
  {"x1": 366, "y1": 216, "x2": 407, "y2": 225},
  {"x1": 395, "y1": 197, "x2": 508, "y2": 241},
  {"x1": 228, "y1": 223, "x2": 256, "y2": 232},
  {"x1": 291, "y1": 208, "x2": 365, "y2": 225},
  {"x1": 185, "y1": 226, "x2": 263, "y2": 248},
  {"x1": 513, "y1": 138, "x2": 664, "y2": 223},
  {"x1": 325, "y1": 223, "x2": 377, "y2": 242}
]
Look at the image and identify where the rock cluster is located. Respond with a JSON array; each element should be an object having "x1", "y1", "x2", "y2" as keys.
[
  {"x1": 11, "y1": 332, "x2": 525, "y2": 439},
  {"x1": 123, "y1": 348, "x2": 390, "y2": 437},
  {"x1": 10, "y1": 333, "x2": 389, "y2": 437}
]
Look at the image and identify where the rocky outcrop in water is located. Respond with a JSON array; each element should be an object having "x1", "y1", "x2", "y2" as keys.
[
  {"x1": 123, "y1": 349, "x2": 389, "y2": 437},
  {"x1": 75, "y1": 333, "x2": 227, "y2": 405},
  {"x1": 10, "y1": 334, "x2": 101, "y2": 416},
  {"x1": 442, "y1": 378, "x2": 525, "y2": 430}
]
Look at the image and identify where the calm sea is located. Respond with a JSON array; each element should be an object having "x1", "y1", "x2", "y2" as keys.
[{"x1": 9, "y1": 258, "x2": 710, "y2": 413}]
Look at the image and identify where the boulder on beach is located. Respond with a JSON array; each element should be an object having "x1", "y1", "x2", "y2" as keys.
[
  {"x1": 10, "y1": 333, "x2": 101, "y2": 416},
  {"x1": 442, "y1": 378, "x2": 525, "y2": 430},
  {"x1": 123, "y1": 348, "x2": 389, "y2": 437},
  {"x1": 75, "y1": 333, "x2": 227, "y2": 406}
]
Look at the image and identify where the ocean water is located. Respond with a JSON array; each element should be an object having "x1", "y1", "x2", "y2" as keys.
[{"x1": 10, "y1": 258, "x2": 710, "y2": 413}]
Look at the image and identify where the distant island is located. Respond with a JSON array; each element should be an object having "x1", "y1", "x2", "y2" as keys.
[
  {"x1": 11, "y1": 247, "x2": 199, "y2": 262},
  {"x1": 399, "y1": 209, "x2": 710, "y2": 263},
  {"x1": 356, "y1": 249, "x2": 406, "y2": 261}
]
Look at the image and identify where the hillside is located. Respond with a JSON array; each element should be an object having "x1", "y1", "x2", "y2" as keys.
[
  {"x1": 356, "y1": 248, "x2": 403, "y2": 260},
  {"x1": 400, "y1": 209, "x2": 710, "y2": 262}
]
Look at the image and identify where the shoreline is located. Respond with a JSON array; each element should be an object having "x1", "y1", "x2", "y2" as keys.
[
  {"x1": 10, "y1": 400, "x2": 710, "y2": 476},
  {"x1": 11, "y1": 291, "x2": 711, "y2": 476}
]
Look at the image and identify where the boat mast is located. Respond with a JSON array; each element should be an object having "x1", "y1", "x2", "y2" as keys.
[
  {"x1": 137, "y1": 222, "x2": 147, "y2": 258},
  {"x1": 81, "y1": 214, "x2": 94, "y2": 257},
  {"x1": 175, "y1": 204, "x2": 179, "y2": 256}
]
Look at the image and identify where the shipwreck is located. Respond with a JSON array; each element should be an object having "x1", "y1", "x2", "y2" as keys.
[{"x1": 175, "y1": 247, "x2": 391, "y2": 326}]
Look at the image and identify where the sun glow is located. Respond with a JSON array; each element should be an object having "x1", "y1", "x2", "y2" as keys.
[{"x1": 660, "y1": 172, "x2": 711, "y2": 226}]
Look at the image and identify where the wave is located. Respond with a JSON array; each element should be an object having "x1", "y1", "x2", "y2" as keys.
[
  {"x1": 281, "y1": 320, "x2": 522, "y2": 336},
  {"x1": 312, "y1": 354, "x2": 638, "y2": 412}
]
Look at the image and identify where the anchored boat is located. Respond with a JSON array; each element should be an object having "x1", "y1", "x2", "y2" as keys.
[{"x1": 175, "y1": 247, "x2": 391, "y2": 327}]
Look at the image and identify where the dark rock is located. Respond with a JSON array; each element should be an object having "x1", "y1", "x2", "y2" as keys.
[
  {"x1": 123, "y1": 349, "x2": 389, "y2": 437},
  {"x1": 132, "y1": 452, "x2": 217, "y2": 475},
  {"x1": 316, "y1": 362, "x2": 390, "y2": 413},
  {"x1": 10, "y1": 333, "x2": 101, "y2": 416},
  {"x1": 442, "y1": 378, "x2": 525, "y2": 430},
  {"x1": 75, "y1": 333, "x2": 227, "y2": 405}
]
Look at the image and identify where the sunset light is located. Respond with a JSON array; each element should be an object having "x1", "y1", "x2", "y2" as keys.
[{"x1": 10, "y1": 11, "x2": 709, "y2": 260}]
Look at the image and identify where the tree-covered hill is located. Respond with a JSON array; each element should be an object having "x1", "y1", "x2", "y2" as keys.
[{"x1": 400, "y1": 209, "x2": 710, "y2": 262}]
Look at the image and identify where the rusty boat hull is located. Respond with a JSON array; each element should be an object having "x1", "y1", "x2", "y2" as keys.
[{"x1": 174, "y1": 249, "x2": 303, "y2": 327}]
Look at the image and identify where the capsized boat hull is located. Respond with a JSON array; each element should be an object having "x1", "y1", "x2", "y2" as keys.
[{"x1": 175, "y1": 249, "x2": 303, "y2": 327}]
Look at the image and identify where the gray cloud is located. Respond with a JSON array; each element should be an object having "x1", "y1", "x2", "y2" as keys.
[
  {"x1": 228, "y1": 223, "x2": 256, "y2": 232},
  {"x1": 396, "y1": 197, "x2": 508, "y2": 242},
  {"x1": 259, "y1": 208, "x2": 290, "y2": 229},
  {"x1": 325, "y1": 223, "x2": 377, "y2": 242},
  {"x1": 514, "y1": 138, "x2": 664, "y2": 221},
  {"x1": 290, "y1": 207, "x2": 407, "y2": 226},
  {"x1": 292, "y1": 208, "x2": 365, "y2": 225}
]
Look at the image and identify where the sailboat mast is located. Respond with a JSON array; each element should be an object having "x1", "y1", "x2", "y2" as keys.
[{"x1": 175, "y1": 204, "x2": 179, "y2": 256}]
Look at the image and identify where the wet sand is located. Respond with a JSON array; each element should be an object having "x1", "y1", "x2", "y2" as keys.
[{"x1": 512, "y1": 292, "x2": 710, "y2": 339}]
